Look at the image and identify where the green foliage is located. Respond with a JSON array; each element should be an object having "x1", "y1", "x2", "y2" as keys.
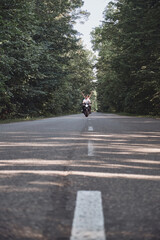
[
  {"x1": 92, "y1": 0, "x2": 160, "y2": 116},
  {"x1": 0, "y1": 0, "x2": 94, "y2": 119}
]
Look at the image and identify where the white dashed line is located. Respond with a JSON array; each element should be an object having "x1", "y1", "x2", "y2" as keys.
[
  {"x1": 88, "y1": 126, "x2": 93, "y2": 131},
  {"x1": 88, "y1": 140, "x2": 94, "y2": 156},
  {"x1": 70, "y1": 191, "x2": 106, "y2": 240}
]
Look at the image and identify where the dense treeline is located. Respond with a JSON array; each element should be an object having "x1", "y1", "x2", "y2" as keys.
[
  {"x1": 92, "y1": 0, "x2": 160, "y2": 115},
  {"x1": 0, "y1": 0, "x2": 94, "y2": 119}
]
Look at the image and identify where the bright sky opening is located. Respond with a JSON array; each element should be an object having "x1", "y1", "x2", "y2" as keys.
[{"x1": 75, "y1": 0, "x2": 111, "y2": 51}]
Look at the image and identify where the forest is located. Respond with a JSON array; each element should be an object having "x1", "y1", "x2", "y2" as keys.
[
  {"x1": 0, "y1": 0, "x2": 160, "y2": 120},
  {"x1": 92, "y1": 0, "x2": 160, "y2": 116},
  {"x1": 0, "y1": 0, "x2": 94, "y2": 119}
]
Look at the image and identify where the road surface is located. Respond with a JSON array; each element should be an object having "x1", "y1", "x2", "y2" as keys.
[{"x1": 0, "y1": 112, "x2": 160, "y2": 240}]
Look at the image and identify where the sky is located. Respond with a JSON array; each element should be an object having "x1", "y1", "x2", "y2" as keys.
[{"x1": 75, "y1": 0, "x2": 111, "y2": 51}]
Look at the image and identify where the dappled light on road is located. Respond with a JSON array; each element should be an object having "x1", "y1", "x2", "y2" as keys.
[
  {"x1": 0, "y1": 113, "x2": 160, "y2": 240},
  {"x1": 0, "y1": 120, "x2": 160, "y2": 192},
  {"x1": 0, "y1": 129, "x2": 159, "y2": 178}
]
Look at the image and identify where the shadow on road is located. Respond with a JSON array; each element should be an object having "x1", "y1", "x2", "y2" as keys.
[{"x1": 0, "y1": 114, "x2": 159, "y2": 240}]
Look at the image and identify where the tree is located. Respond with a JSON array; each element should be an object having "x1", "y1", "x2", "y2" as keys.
[
  {"x1": 0, "y1": 0, "x2": 40, "y2": 117},
  {"x1": 0, "y1": 0, "x2": 94, "y2": 119},
  {"x1": 92, "y1": 0, "x2": 160, "y2": 115}
]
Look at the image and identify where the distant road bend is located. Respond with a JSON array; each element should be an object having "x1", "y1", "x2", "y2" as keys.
[{"x1": 0, "y1": 112, "x2": 159, "y2": 240}]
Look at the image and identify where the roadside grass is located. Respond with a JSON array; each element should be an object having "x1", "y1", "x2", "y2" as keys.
[
  {"x1": 97, "y1": 110, "x2": 160, "y2": 119},
  {"x1": 117, "y1": 112, "x2": 160, "y2": 119},
  {"x1": 0, "y1": 112, "x2": 81, "y2": 124},
  {"x1": 0, "y1": 116, "x2": 46, "y2": 124}
]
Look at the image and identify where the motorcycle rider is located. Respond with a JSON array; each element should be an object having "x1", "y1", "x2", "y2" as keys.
[{"x1": 81, "y1": 92, "x2": 92, "y2": 114}]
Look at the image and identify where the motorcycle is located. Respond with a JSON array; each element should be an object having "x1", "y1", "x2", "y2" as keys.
[{"x1": 83, "y1": 103, "x2": 91, "y2": 117}]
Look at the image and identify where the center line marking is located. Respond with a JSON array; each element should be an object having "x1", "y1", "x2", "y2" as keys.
[
  {"x1": 88, "y1": 126, "x2": 93, "y2": 131},
  {"x1": 88, "y1": 140, "x2": 94, "y2": 156},
  {"x1": 70, "y1": 191, "x2": 106, "y2": 240}
]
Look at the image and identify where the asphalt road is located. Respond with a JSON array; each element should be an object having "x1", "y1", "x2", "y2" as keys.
[{"x1": 0, "y1": 112, "x2": 160, "y2": 240}]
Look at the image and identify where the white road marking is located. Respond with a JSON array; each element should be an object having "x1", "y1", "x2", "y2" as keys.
[
  {"x1": 88, "y1": 140, "x2": 94, "y2": 156},
  {"x1": 88, "y1": 126, "x2": 93, "y2": 131},
  {"x1": 70, "y1": 191, "x2": 106, "y2": 240}
]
